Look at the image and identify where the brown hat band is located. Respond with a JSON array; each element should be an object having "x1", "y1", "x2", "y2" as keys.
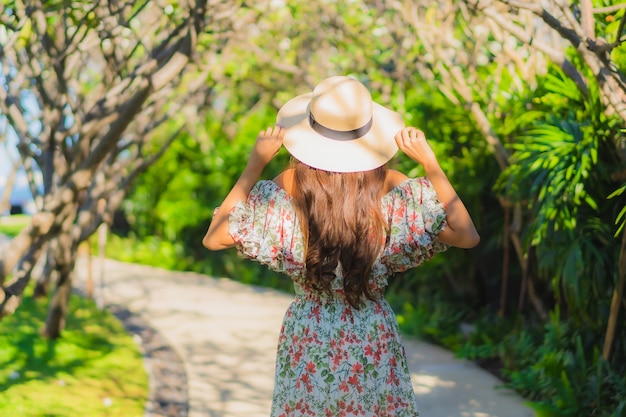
[{"x1": 309, "y1": 112, "x2": 373, "y2": 142}]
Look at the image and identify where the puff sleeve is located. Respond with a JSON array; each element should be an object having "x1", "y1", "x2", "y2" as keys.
[
  {"x1": 228, "y1": 180, "x2": 305, "y2": 276},
  {"x1": 380, "y1": 177, "x2": 449, "y2": 274}
]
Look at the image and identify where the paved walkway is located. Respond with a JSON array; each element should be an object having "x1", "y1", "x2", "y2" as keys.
[{"x1": 73, "y1": 257, "x2": 534, "y2": 417}]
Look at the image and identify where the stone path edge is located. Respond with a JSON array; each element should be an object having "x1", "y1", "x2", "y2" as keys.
[
  {"x1": 73, "y1": 284, "x2": 190, "y2": 417},
  {"x1": 108, "y1": 304, "x2": 189, "y2": 417}
]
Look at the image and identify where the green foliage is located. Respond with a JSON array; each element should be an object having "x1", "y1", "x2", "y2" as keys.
[
  {"x1": 0, "y1": 285, "x2": 148, "y2": 417},
  {"x1": 496, "y1": 70, "x2": 614, "y2": 242},
  {"x1": 105, "y1": 234, "x2": 194, "y2": 271},
  {"x1": 392, "y1": 291, "x2": 468, "y2": 351},
  {"x1": 0, "y1": 215, "x2": 31, "y2": 237},
  {"x1": 493, "y1": 65, "x2": 623, "y2": 331},
  {"x1": 122, "y1": 86, "x2": 287, "y2": 243},
  {"x1": 457, "y1": 310, "x2": 626, "y2": 417},
  {"x1": 609, "y1": 182, "x2": 626, "y2": 236}
]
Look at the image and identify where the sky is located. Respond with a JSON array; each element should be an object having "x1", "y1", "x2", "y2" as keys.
[
  {"x1": 0, "y1": 146, "x2": 18, "y2": 177},
  {"x1": 0, "y1": 67, "x2": 42, "y2": 191},
  {"x1": 0, "y1": 120, "x2": 36, "y2": 210},
  {"x1": 1, "y1": 123, "x2": 20, "y2": 180}
]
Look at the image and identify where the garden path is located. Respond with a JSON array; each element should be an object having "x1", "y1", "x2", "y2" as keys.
[{"x1": 72, "y1": 257, "x2": 533, "y2": 417}]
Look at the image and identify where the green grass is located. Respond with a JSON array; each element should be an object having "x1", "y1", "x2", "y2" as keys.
[
  {"x1": 103, "y1": 233, "x2": 193, "y2": 270},
  {"x1": 0, "y1": 286, "x2": 149, "y2": 417},
  {"x1": 0, "y1": 214, "x2": 31, "y2": 237}
]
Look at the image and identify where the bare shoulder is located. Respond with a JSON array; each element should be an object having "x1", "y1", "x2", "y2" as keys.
[
  {"x1": 384, "y1": 169, "x2": 409, "y2": 193},
  {"x1": 273, "y1": 168, "x2": 296, "y2": 194}
]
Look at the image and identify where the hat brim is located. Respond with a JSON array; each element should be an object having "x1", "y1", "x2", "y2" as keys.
[{"x1": 277, "y1": 93, "x2": 405, "y2": 173}]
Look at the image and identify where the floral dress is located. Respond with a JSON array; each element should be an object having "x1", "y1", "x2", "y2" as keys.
[{"x1": 229, "y1": 177, "x2": 448, "y2": 417}]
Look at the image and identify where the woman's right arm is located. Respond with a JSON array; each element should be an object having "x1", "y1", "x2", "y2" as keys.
[
  {"x1": 202, "y1": 125, "x2": 285, "y2": 250},
  {"x1": 394, "y1": 127, "x2": 480, "y2": 249}
]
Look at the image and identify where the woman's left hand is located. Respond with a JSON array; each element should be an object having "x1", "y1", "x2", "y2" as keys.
[{"x1": 394, "y1": 127, "x2": 438, "y2": 169}]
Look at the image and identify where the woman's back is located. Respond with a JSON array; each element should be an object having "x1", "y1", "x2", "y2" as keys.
[{"x1": 274, "y1": 167, "x2": 408, "y2": 200}]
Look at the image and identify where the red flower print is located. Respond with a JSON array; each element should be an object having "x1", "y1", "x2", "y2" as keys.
[
  {"x1": 332, "y1": 355, "x2": 342, "y2": 368},
  {"x1": 387, "y1": 369, "x2": 400, "y2": 386},
  {"x1": 351, "y1": 363, "x2": 363, "y2": 374},
  {"x1": 339, "y1": 380, "x2": 349, "y2": 392},
  {"x1": 347, "y1": 375, "x2": 363, "y2": 393},
  {"x1": 296, "y1": 399, "x2": 304, "y2": 410},
  {"x1": 309, "y1": 305, "x2": 321, "y2": 323},
  {"x1": 306, "y1": 361, "x2": 316, "y2": 374},
  {"x1": 300, "y1": 373, "x2": 310, "y2": 384},
  {"x1": 348, "y1": 374, "x2": 359, "y2": 385}
]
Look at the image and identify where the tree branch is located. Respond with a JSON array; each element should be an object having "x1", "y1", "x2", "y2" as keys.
[
  {"x1": 482, "y1": 5, "x2": 590, "y2": 98},
  {"x1": 593, "y1": 4, "x2": 626, "y2": 14}
]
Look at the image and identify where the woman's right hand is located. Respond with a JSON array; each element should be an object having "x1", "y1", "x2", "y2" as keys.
[
  {"x1": 394, "y1": 127, "x2": 439, "y2": 169},
  {"x1": 249, "y1": 125, "x2": 285, "y2": 168},
  {"x1": 204, "y1": 125, "x2": 285, "y2": 251}
]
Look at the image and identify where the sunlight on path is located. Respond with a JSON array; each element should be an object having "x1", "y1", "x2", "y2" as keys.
[
  {"x1": 76, "y1": 258, "x2": 287, "y2": 417},
  {"x1": 74, "y1": 258, "x2": 533, "y2": 417}
]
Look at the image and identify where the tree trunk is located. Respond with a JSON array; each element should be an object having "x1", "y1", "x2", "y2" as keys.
[
  {"x1": 42, "y1": 237, "x2": 77, "y2": 339},
  {"x1": 33, "y1": 244, "x2": 56, "y2": 299},
  {"x1": 499, "y1": 205, "x2": 511, "y2": 317},
  {"x1": 42, "y1": 268, "x2": 74, "y2": 339},
  {"x1": 603, "y1": 227, "x2": 626, "y2": 361},
  {"x1": 0, "y1": 244, "x2": 44, "y2": 317},
  {"x1": 0, "y1": 159, "x2": 20, "y2": 215}
]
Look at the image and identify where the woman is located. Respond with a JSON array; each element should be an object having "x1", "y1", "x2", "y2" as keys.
[{"x1": 203, "y1": 76, "x2": 479, "y2": 417}]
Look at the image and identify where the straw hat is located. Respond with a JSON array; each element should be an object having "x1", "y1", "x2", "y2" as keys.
[{"x1": 276, "y1": 76, "x2": 405, "y2": 173}]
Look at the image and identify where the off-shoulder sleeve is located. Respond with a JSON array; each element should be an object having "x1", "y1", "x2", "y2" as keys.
[
  {"x1": 380, "y1": 177, "x2": 449, "y2": 274},
  {"x1": 228, "y1": 180, "x2": 305, "y2": 276}
]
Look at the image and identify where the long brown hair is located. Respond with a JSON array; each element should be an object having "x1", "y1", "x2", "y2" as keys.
[{"x1": 291, "y1": 160, "x2": 388, "y2": 308}]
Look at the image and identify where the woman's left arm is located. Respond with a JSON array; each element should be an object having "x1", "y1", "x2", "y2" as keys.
[
  {"x1": 202, "y1": 125, "x2": 285, "y2": 250},
  {"x1": 395, "y1": 127, "x2": 480, "y2": 249}
]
